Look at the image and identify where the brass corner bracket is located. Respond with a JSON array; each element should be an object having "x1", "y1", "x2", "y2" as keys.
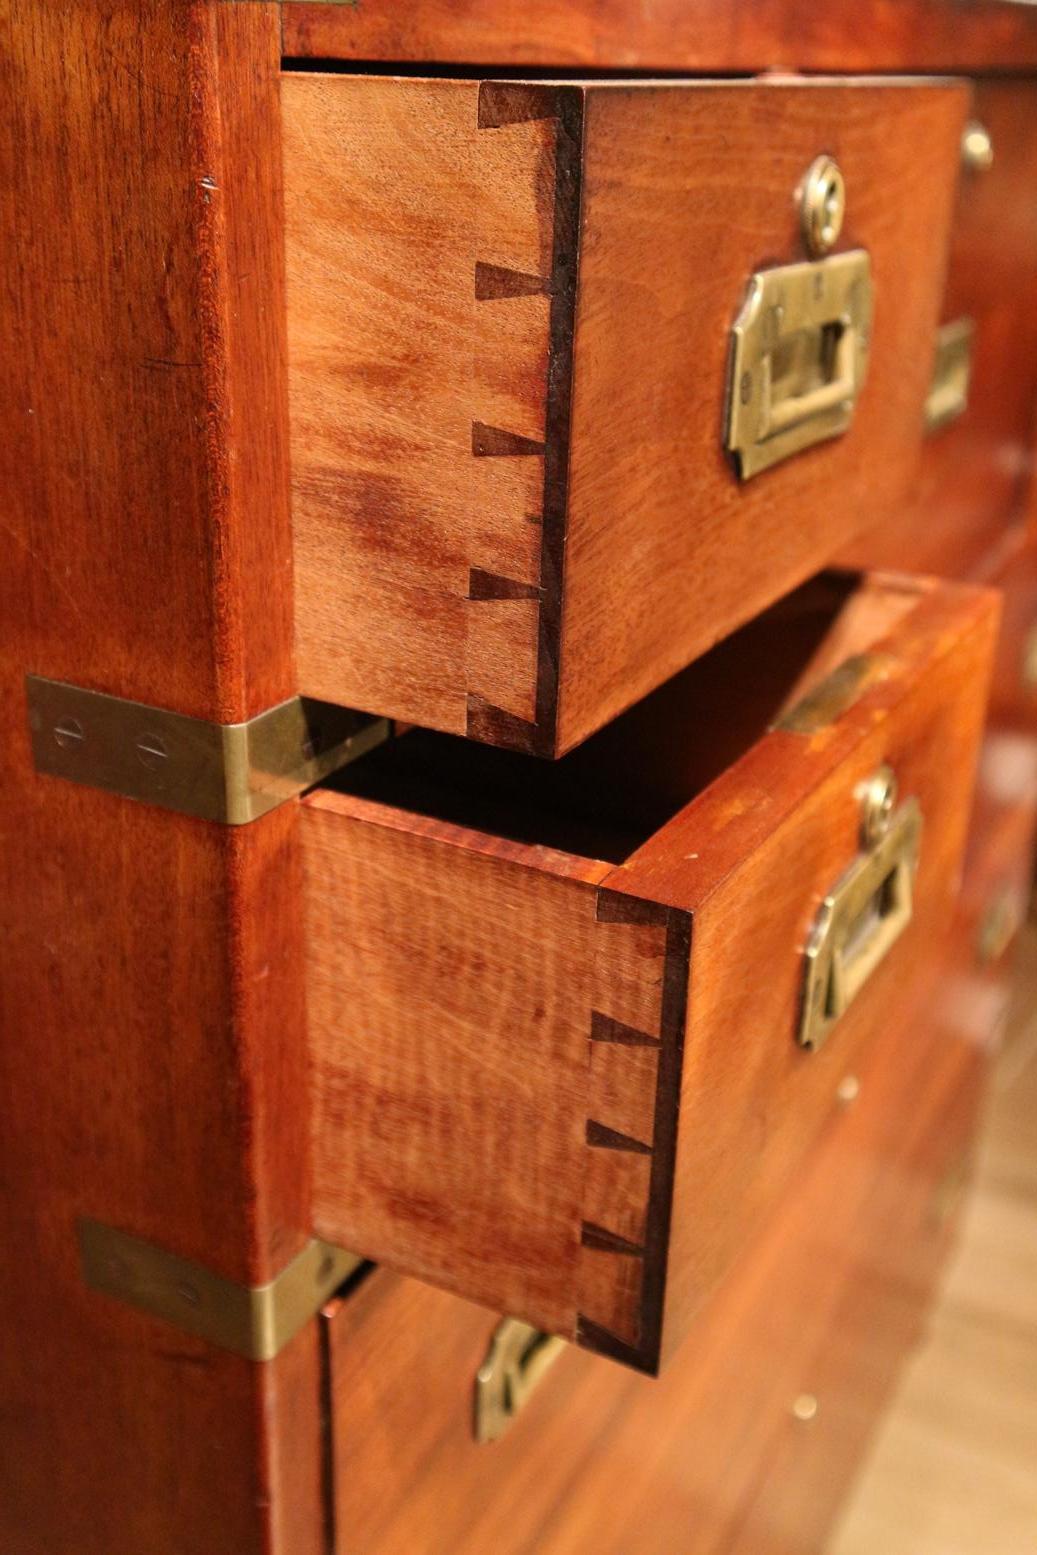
[
  {"x1": 26, "y1": 675, "x2": 389, "y2": 824},
  {"x1": 77, "y1": 1219, "x2": 361, "y2": 1361}
]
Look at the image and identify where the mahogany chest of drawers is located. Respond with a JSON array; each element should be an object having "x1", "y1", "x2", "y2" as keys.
[{"x1": 3, "y1": 4, "x2": 1037, "y2": 1552}]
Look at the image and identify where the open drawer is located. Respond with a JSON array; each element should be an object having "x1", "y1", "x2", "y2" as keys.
[
  {"x1": 320, "y1": 949, "x2": 984, "y2": 1554},
  {"x1": 301, "y1": 572, "x2": 997, "y2": 1372},
  {"x1": 283, "y1": 73, "x2": 967, "y2": 756}
]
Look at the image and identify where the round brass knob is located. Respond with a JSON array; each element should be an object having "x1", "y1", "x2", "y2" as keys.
[{"x1": 800, "y1": 155, "x2": 845, "y2": 257}]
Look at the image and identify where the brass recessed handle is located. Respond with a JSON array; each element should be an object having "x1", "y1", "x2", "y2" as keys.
[
  {"x1": 925, "y1": 318, "x2": 973, "y2": 434},
  {"x1": 799, "y1": 770, "x2": 921, "y2": 1052},
  {"x1": 474, "y1": 1318, "x2": 566, "y2": 1443},
  {"x1": 726, "y1": 250, "x2": 872, "y2": 480}
]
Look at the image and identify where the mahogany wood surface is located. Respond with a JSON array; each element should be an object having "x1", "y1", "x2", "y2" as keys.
[
  {"x1": 0, "y1": 5, "x2": 321, "y2": 1549},
  {"x1": 303, "y1": 574, "x2": 996, "y2": 1372},
  {"x1": 282, "y1": 0, "x2": 1037, "y2": 73},
  {"x1": 956, "y1": 728, "x2": 1037, "y2": 1009},
  {"x1": 284, "y1": 75, "x2": 964, "y2": 755},
  {"x1": 985, "y1": 531, "x2": 1037, "y2": 729},
  {"x1": 844, "y1": 81, "x2": 1037, "y2": 579},
  {"x1": 322, "y1": 939, "x2": 985, "y2": 1555}
]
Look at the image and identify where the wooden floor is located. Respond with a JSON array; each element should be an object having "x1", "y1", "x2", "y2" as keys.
[{"x1": 827, "y1": 947, "x2": 1037, "y2": 1555}]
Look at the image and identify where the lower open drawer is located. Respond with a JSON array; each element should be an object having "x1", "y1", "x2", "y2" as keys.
[{"x1": 302, "y1": 572, "x2": 997, "y2": 1372}]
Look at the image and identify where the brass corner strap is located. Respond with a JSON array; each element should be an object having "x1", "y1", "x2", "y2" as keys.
[
  {"x1": 77, "y1": 1219, "x2": 361, "y2": 1361},
  {"x1": 26, "y1": 675, "x2": 389, "y2": 824}
]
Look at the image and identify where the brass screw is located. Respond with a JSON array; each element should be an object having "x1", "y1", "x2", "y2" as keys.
[
  {"x1": 135, "y1": 732, "x2": 169, "y2": 771},
  {"x1": 858, "y1": 764, "x2": 897, "y2": 850},
  {"x1": 800, "y1": 156, "x2": 845, "y2": 257},
  {"x1": 836, "y1": 1074, "x2": 860, "y2": 1105},
  {"x1": 961, "y1": 121, "x2": 994, "y2": 174},
  {"x1": 53, "y1": 716, "x2": 85, "y2": 751}
]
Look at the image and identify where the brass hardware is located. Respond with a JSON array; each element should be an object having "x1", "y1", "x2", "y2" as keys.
[
  {"x1": 836, "y1": 1074, "x2": 860, "y2": 1105},
  {"x1": 77, "y1": 1219, "x2": 360, "y2": 1361},
  {"x1": 791, "y1": 1393, "x2": 820, "y2": 1422},
  {"x1": 800, "y1": 155, "x2": 845, "y2": 257},
  {"x1": 857, "y1": 762, "x2": 898, "y2": 849},
  {"x1": 799, "y1": 775, "x2": 921, "y2": 1052},
  {"x1": 475, "y1": 1318, "x2": 566, "y2": 1443},
  {"x1": 774, "y1": 652, "x2": 892, "y2": 735},
  {"x1": 961, "y1": 121, "x2": 994, "y2": 174},
  {"x1": 26, "y1": 676, "x2": 389, "y2": 824},
  {"x1": 725, "y1": 250, "x2": 872, "y2": 480},
  {"x1": 924, "y1": 317, "x2": 973, "y2": 433},
  {"x1": 977, "y1": 888, "x2": 1019, "y2": 966}
]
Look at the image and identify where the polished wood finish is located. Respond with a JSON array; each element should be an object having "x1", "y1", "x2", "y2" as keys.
[
  {"x1": 284, "y1": 75, "x2": 965, "y2": 754},
  {"x1": 302, "y1": 574, "x2": 995, "y2": 1371},
  {"x1": 985, "y1": 531, "x2": 1037, "y2": 730},
  {"x1": 6, "y1": 4, "x2": 1036, "y2": 1547},
  {"x1": 845, "y1": 81, "x2": 1037, "y2": 578},
  {"x1": 0, "y1": 4, "x2": 321, "y2": 1549},
  {"x1": 322, "y1": 940, "x2": 984, "y2": 1555},
  {"x1": 282, "y1": 0, "x2": 1037, "y2": 72}
]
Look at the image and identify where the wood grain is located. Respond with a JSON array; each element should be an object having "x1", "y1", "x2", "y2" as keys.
[
  {"x1": 282, "y1": 0, "x2": 1037, "y2": 72},
  {"x1": 284, "y1": 76, "x2": 564, "y2": 750},
  {"x1": 623, "y1": 582, "x2": 998, "y2": 1364},
  {"x1": 559, "y1": 80, "x2": 965, "y2": 751},
  {"x1": 284, "y1": 75, "x2": 965, "y2": 754},
  {"x1": 845, "y1": 81, "x2": 1037, "y2": 579},
  {"x1": 0, "y1": 5, "x2": 320, "y2": 1549},
  {"x1": 320, "y1": 936, "x2": 986, "y2": 1555},
  {"x1": 983, "y1": 529, "x2": 1037, "y2": 730},
  {"x1": 303, "y1": 575, "x2": 996, "y2": 1370}
]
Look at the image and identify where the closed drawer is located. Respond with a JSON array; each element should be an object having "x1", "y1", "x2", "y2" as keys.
[
  {"x1": 956, "y1": 728, "x2": 1037, "y2": 1016},
  {"x1": 302, "y1": 572, "x2": 996, "y2": 1373},
  {"x1": 845, "y1": 80, "x2": 1037, "y2": 576},
  {"x1": 283, "y1": 74, "x2": 966, "y2": 756},
  {"x1": 320, "y1": 942, "x2": 985, "y2": 1555}
]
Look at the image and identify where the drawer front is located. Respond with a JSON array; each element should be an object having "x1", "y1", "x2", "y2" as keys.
[
  {"x1": 844, "y1": 80, "x2": 1037, "y2": 577},
  {"x1": 284, "y1": 75, "x2": 966, "y2": 756},
  {"x1": 302, "y1": 574, "x2": 997, "y2": 1373},
  {"x1": 320, "y1": 950, "x2": 984, "y2": 1555}
]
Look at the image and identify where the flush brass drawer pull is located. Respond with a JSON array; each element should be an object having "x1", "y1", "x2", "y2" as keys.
[
  {"x1": 924, "y1": 316, "x2": 973, "y2": 433},
  {"x1": 726, "y1": 249, "x2": 873, "y2": 480},
  {"x1": 799, "y1": 766, "x2": 921, "y2": 1052},
  {"x1": 474, "y1": 1318, "x2": 566, "y2": 1443}
]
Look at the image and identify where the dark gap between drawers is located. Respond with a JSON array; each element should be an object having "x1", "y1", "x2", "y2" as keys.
[
  {"x1": 281, "y1": 59, "x2": 757, "y2": 80},
  {"x1": 317, "y1": 570, "x2": 912, "y2": 864}
]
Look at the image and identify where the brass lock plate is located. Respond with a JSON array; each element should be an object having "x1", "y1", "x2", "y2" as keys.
[
  {"x1": 799, "y1": 795, "x2": 921, "y2": 1052},
  {"x1": 726, "y1": 250, "x2": 872, "y2": 480}
]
